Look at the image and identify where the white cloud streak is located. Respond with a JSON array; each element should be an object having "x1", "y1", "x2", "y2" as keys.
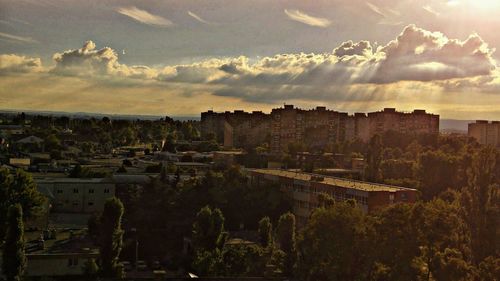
[
  {"x1": 188, "y1": 11, "x2": 211, "y2": 24},
  {"x1": 0, "y1": 31, "x2": 37, "y2": 43},
  {"x1": 284, "y1": 9, "x2": 331, "y2": 28},
  {"x1": 117, "y1": 6, "x2": 172, "y2": 27}
]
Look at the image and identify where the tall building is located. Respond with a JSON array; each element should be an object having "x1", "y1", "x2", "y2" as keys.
[
  {"x1": 201, "y1": 106, "x2": 440, "y2": 154},
  {"x1": 468, "y1": 120, "x2": 500, "y2": 147},
  {"x1": 248, "y1": 169, "x2": 418, "y2": 227}
]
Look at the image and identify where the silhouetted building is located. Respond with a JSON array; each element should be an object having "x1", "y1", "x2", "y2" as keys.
[{"x1": 468, "y1": 120, "x2": 500, "y2": 147}]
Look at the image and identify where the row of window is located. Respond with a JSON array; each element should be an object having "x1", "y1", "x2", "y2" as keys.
[{"x1": 56, "y1": 188, "x2": 111, "y2": 194}]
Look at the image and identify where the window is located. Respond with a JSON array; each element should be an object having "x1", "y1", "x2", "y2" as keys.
[
  {"x1": 88, "y1": 202, "x2": 94, "y2": 206},
  {"x1": 68, "y1": 258, "x2": 79, "y2": 267},
  {"x1": 57, "y1": 190, "x2": 63, "y2": 194},
  {"x1": 89, "y1": 189, "x2": 94, "y2": 194},
  {"x1": 72, "y1": 202, "x2": 79, "y2": 206},
  {"x1": 73, "y1": 188, "x2": 79, "y2": 194},
  {"x1": 104, "y1": 188, "x2": 110, "y2": 193}
]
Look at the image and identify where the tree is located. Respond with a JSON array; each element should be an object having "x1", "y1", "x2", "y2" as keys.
[
  {"x1": 298, "y1": 201, "x2": 372, "y2": 281},
  {"x1": 431, "y1": 248, "x2": 472, "y2": 281},
  {"x1": 99, "y1": 197, "x2": 124, "y2": 277},
  {"x1": 415, "y1": 151, "x2": 460, "y2": 200},
  {"x1": 83, "y1": 258, "x2": 100, "y2": 280},
  {"x1": 2, "y1": 204, "x2": 26, "y2": 281},
  {"x1": 461, "y1": 147, "x2": 499, "y2": 264},
  {"x1": 371, "y1": 203, "x2": 420, "y2": 281},
  {"x1": 258, "y1": 217, "x2": 272, "y2": 247},
  {"x1": 0, "y1": 168, "x2": 45, "y2": 240},
  {"x1": 192, "y1": 206, "x2": 226, "y2": 253},
  {"x1": 276, "y1": 212, "x2": 296, "y2": 277},
  {"x1": 365, "y1": 135, "x2": 383, "y2": 182}
]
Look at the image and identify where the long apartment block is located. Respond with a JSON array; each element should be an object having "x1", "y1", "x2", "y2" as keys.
[
  {"x1": 201, "y1": 105, "x2": 439, "y2": 154},
  {"x1": 248, "y1": 169, "x2": 418, "y2": 227}
]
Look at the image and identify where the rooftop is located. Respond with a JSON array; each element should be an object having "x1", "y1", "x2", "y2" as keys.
[{"x1": 250, "y1": 169, "x2": 416, "y2": 193}]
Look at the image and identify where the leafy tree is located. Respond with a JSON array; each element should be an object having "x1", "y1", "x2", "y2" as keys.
[
  {"x1": 276, "y1": 212, "x2": 297, "y2": 277},
  {"x1": 298, "y1": 201, "x2": 372, "y2": 281},
  {"x1": 258, "y1": 217, "x2": 272, "y2": 247},
  {"x1": 99, "y1": 197, "x2": 124, "y2": 277},
  {"x1": 477, "y1": 256, "x2": 500, "y2": 281},
  {"x1": 365, "y1": 135, "x2": 383, "y2": 182},
  {"x1": 371, "y1": 203, "x2": 420, "y2": 281},
  {"x1": 460, "y1": 147, "x2": 499, "y2": 264},
  {"x1": 83, "y1": 258, "x2": 100, "y2": 280},
  {"x1": 411, "y1": 199, "x2": 466, "y2": 280},
  {"x1": 431, "y1": 248, "x2": 472, "y2": 281},
  {"x1": 0, "y1": 168, "x2": 45, "y2": 240},
  {"x1": 415, "y1": 150, "x2": 460, "y2": 200},
  {"x1": 2, "y1": 204, "x2": 26, "y2": 281},
  {"x1": 192, "y1": 206, "x2": 226, "y2": 252}
]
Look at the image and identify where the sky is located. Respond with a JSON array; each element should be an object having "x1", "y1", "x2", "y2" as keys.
[{"x1": 1, "y1": 0, "x2": 500, "y2": 119}]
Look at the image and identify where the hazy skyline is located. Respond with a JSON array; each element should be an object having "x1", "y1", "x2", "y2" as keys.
[{"x1": 1, "y1": 0, "x2": 500, "y2": 119}]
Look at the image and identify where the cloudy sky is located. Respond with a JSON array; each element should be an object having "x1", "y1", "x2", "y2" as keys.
[{"x1": 1, "y1": 0, "x2": 500, "y2": 119}]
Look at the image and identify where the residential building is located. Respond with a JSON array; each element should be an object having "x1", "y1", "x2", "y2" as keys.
[
  {"x1": 468, "y1": 120, "x2": 500, "y2": 147},
  {"x1": 248, "y1": 169, "x2": 418, "y2": 227},
  {"x1": 35, "y1": 178, "x2": 116, "y2": 213},
  {"x1": 201, "y1": 106, "x2": 440, "y2": 154}
]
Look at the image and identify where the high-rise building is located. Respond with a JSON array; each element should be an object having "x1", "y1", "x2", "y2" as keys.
[
  {"x1": 468, "y1": 120, "x2": 500, "y2": 147},
  {"x1": 201, "y1": 106, "x2": 440, "y2": 154}
]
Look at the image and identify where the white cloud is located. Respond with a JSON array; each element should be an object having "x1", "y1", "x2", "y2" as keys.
[
  {"x1": 0, "y1": 31, "x2": 37, "y2": 43},
  {"x1": 0, "y1": 54, "x2": 43, "y2": 73},
  {"x1": 284, "y1": 9, "x2": 331, "y2": 28},
  {"x1": 117, "y1": 6, "x2": 172, "y2": 27},
  {"x1": 423, "y1": 5, "x2": 440, "y2": 16},
  {"x1": 366, "y1": 2, "x2": 386, "y2": 18},
  {"x1": 188, "y1": 11, "x2": 211, "y2": 24}
]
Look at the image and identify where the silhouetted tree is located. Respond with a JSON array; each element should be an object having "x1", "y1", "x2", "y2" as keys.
[
  {"x1": 2, "y1": 204, "x2": 26, "y2": 281},
  {"x1": 99, "y1": 197, "x2": 124, "y2": 277}
]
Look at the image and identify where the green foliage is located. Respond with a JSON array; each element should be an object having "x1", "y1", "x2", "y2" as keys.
[
  {"x1": 98, "y1": 197, "x2": 124, "y2": 277},
  {"x1": 258, "y1": 217, "x2": 272, "y2": 247},
  {"x1": 192, "y1": 206, "x2": 227, "y2": 252},
  {"x1": 0, "y1": 168, "x2": 45, "y2": 240},
  {"x1": 276, "y1": 212, "x2": 296, "y2": 277},
  {"x1": 2, "y1": 204, "x2": 26, "y2": 281},
  {"x1": 416, "y1": 150, "x2": 460, "y2": 200},
  {"x1": 69, "y1": 164, "x2": 109, "y2": 178},
  {"x1": 298, "y1": 201, "x2": 372, "y2": 281},
  {"x1": 461, "y1": 147, "x2": 499, "y2": 264},
  {"x1": 83, "y1": 258, "x2": 100, "y2": 279}
]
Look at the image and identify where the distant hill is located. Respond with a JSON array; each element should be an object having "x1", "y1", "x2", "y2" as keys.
[{"x1": 440, "y1": 119, "x2": 473, "y2": 132}]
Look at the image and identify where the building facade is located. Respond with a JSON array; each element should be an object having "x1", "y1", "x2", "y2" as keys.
[
  {"x1": 201, "y1": 105, "x2": 440, "y2": 154},
  {"x1": 248, "y1": 169, "x2": 418, "y2": 227},
  {"x1": 36, "y1": 178, "x2": 116, "y2": 213},
  {"x1": 468, "y1": 120, "x2": 500, "y2": 147}
]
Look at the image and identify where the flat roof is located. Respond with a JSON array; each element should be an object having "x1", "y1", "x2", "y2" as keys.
[{"x1": 249, "y1": 169, "x2": 416, "y2": 192}]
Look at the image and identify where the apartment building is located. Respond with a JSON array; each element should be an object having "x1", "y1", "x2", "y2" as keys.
[
  {"x1": 248, "y1": 169, "x2": 418, "y2": 227},
  {"x1": 36, "y1": 178, "x2": 116, "y2": 213},
  {"x1": 468, "y1": 120, "x2": 500, "y2": 147},
  {"x1": 201, "y1": 105, "x2": 439, "y2": 154}
]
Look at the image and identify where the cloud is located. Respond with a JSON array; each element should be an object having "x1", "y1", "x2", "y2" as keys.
[
  {"x1": 117, "y1": 6, "x2": 172, "y2": 27},
  {"x1": 0, "y1": 54, "x2": 43, "y2": 73},
  {"x1": 0, "y1": 31, "x2": 37, "y2": 43},
  {"x1": 366, "y1": 2, "x2": 386, "y2": 18},
  {"x1": 423, "y1": 5, "x2": 440, "y2": 16},
  {"x1": 188, "y1": 11, "x2": 211, "y2": 24},
  {"x1": 1, "y1": 25, "x2": 498, "y2": 117},
  {"x1": 284, "y1": 9, "x2": 331, "y2": 28},
  {"x1": 51, "y1": 40, "x2": 156, "y2": 79}
]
